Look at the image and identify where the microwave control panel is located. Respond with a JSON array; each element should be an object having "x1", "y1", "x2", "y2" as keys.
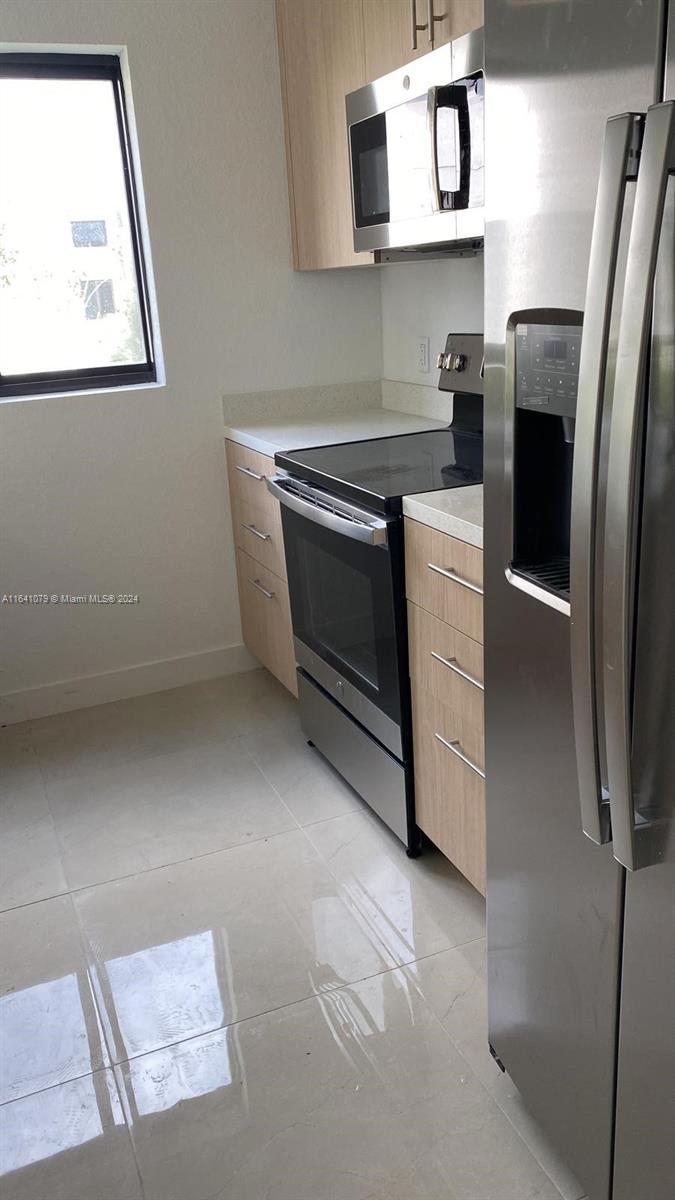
[{"x1": 515, "y1": 323, "x2": 581, "y2": 419}]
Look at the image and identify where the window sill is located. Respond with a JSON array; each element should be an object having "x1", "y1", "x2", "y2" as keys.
[{"x1": 0, "y1": 376, "x2": 166, "y2": 405}]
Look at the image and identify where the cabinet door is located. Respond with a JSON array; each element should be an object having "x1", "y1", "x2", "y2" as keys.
[
  {"x1": 412, "y1": 682, "x2": 485, "y2": 893},
  {"x1": 362, "y1": 1, "x2": 484, "y2": 80},
  {"x1": 362, "y1": 0, "x2": 432, "y2": 80},
  {"x1": 428, "y1": 0, "x2": 484, "y2": 51},
  {"x1": 276, "y1": 0, "x2": 369, "y2": 270},
  {"x1": 235, "y1": 547, "x2": 297, "y2": 697},
  {"x1": 405, "y1": 519, "x2": 484, "y2": 643}
]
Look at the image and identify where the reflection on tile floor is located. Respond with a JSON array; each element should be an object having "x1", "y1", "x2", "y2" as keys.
[{"x1": 0, "y1": 669, "x2": 585, "y2": 1200}]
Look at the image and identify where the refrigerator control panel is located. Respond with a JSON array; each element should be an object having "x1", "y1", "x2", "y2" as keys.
[{"x1": 515, "y1": 323, "x2": 580, "y2": 418}]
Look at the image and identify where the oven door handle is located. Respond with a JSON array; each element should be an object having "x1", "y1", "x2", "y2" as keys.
[{"x1": 266, "y1": 475, "x2": 390, "y2": 546}]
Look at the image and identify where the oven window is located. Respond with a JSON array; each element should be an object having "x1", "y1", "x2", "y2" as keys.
[
  {"x1": 281, "y1": 503, "x2": 403, "y2": 727},
  {"x1": 301, "y1": 541, "x2": 378, "y2": 690}
]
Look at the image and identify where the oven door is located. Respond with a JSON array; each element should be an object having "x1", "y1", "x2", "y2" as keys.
[{"x1": 267, "y1": 475, "x2": 405, "y2": 757}]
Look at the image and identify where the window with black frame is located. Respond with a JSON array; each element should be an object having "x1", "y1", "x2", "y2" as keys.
[{"x1": 0, "y1": 53, "x2": 157, "y2": 399}]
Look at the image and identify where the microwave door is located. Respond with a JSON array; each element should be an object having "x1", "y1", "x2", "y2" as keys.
[
  {"x1": 386, "y1": 94, "x2": 433, "y2": 224},
  {"x1": 350, "y1": 92, "x2": 434, "y2": 233}
]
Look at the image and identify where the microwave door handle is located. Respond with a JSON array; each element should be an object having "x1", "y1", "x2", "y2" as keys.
[
  {"x1": 427, "y1": 84, "x2": 470, "y2": 214},
  {"x1": 427, "y1": 86, "x2": 441, "y2": 210},
  {"x1": 570, "y1": 111, "x2": 645, "y2": 848},
  {"x1": 603, "y1": 100, "x2": 675, "y2": 871}
]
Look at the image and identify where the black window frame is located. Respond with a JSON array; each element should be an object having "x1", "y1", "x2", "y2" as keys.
[{"x1": 0, "y1": 52, "x2": 157, "y2": 399}]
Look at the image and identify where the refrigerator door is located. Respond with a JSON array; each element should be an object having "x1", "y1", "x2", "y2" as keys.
[
  {"x1": 613, "y1": 29, "x2": 675, "y2": 1198},
  {"x1": 602, "y1": 100, "x2": 675, "y2": 871},
  {"x1": 483, "y1": 2, "x2": 659, "y2": 1197}
]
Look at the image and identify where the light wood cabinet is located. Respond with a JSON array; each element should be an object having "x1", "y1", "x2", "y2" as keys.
[
  {"x1": 405, "y1": 517, "x2": 485, "y2": 893},
  {"x1": 362, "y1": 0, "x2": 431, "y2": 80},
  {"x1": 362, "y1": 1, "x2": 484, "y2": 90},
  {"x1": 225, "y1": 440, "x2": 287, "y2": 581},
  {"x1": 407, "y1": 601, "x2": 483, "y2": 752},
  {"x1": 276, "y1": 0, "x2": 370, "y2": 270},
  {"x1": 405, "y1": 518, "x2": 484, "y2": 643},
  {"x1": 235, "y1": 548, "x2": 297, "y2": 697},
  {"x1": 226, "y1": 439, "x2": 297, "y2": 697},
  {"x1": 412, "y1": 681, "x2": 485, "y2": 893},
  {"x1": 441, "y1": 1, "x2": 484, "y2": 45}
]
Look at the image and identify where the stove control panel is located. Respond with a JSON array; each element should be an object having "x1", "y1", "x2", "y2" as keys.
[
  {"x1": 437, "y1": 332, "x2": 484, "y2": 395},
  {"x1": 515, "y1": 322, "x2": 581, "y2": 418}
]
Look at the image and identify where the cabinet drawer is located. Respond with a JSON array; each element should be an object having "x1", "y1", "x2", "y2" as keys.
[
  {"x1": 234, "y1": 495, "x2": 287, "y2": 581},
  {"x1": 405, "y1": 519, "x2": 483, "y2": 643},
  {"x1": 407, "y1": 601, "x2": 483, "y2": 750},
  {"x1": 412, "y1": 683, "x2": 485, "y2": 894},
  {"x1": 235, "y1": 547, "x2": 297, "y2": 697},
  {"x1": 225, "y1": 439, "x2": 277, "y2": 515}
]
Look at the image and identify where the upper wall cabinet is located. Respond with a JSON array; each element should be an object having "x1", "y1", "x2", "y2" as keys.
[
  {"x1": 363, "y1": 1, "x2": 484, "y2": 78},
  {"x1": 276, "y1": 0, "x2": 369, "y2": 271},
  {"x1": 362, "y1": 1, "x2": 433, "y2": 80},
  {"x1": 275, "y1": 0, "x2": 484, "y2": 271}
]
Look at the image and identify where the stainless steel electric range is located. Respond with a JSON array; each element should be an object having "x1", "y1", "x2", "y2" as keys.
[{"x1": 267, "y1": 394, "x2": 483, "y2": 854}]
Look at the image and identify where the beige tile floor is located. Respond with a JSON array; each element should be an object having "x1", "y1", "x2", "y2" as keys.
[{"x1": 0, "y1": 668, "x2": 588, "y2": 1200}]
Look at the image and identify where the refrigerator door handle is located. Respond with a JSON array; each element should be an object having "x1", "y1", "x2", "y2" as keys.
[
  {"x1": 603, "y1": 100, "x2": 675, "y2": 871},
  {"x1": 570, "y1": 111, "x2": 644, "y2": 847}
]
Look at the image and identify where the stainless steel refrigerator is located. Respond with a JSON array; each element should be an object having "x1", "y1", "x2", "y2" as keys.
[{"x1": 483, "y1": 3, "x2": 674, "y2": 1199}]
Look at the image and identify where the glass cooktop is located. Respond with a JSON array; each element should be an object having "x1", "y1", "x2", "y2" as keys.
[{"x1": 275, "y1": 425, "x2": 483, "y2": 515}]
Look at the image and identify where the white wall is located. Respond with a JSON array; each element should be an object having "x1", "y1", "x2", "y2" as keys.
[
  {"x1": 0, "y1": 0, "x2": 381, "y2": 715},
  {"x1": 380, "y1": 257, "x2": 484, "y2": 387}
]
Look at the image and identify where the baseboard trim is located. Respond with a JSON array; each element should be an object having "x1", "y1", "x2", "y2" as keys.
[{"x1": 0, "y1": 644, "x2": 258, "y2": 725}]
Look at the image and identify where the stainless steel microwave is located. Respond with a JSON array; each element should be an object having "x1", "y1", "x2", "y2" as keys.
[{"x1": 346, "y1": 28, "x2": 484, "y2": 254}]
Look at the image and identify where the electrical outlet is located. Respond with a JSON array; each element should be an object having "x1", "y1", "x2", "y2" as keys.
[{"x1": 416, "y1": 335, "x2": 430, "y2": 374}]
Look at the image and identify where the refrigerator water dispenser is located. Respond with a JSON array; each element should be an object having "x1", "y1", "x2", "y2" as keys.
[{"x1": 510, "y1": 317, "x2": 583, "y2": 602}]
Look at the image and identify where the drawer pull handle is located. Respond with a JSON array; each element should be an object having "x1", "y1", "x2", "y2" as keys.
[
  {"x1": 235, "y1": 464, "x2": 264, "y2": 481},
  {"x1": 427, "y1": 562, "x2": 484, "y2": 595},
  {"x1": 431, "y1": 651, "x2": 484, "y2": 691},
  {"x1": 242, "y1": 522, "x2": 271, "y2": 541},
  {"x1": 250, "y1": 578, "x2": 275, "y2": 600},
  {"x1": 434, "y1": 732, "x2": 486, "y2": 779}
]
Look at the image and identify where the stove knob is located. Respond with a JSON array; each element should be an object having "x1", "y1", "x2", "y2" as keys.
[{"x1": 437, "y1": 351, "x2": 468, "y2": 372}]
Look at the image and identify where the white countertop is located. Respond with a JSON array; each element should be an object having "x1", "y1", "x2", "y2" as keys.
[
  {"x1": 225, "y1": 407, "x2": 447, "y2": 458},
  {"x1": 403, "y1": 485, "x2": 483, "y2": 548}
]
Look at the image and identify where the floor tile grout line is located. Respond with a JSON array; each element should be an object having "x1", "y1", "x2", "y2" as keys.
[
  {"x1": 0, "y1": 802, "x2": 360, "y2": 919},
  {"x1": 29, "y1": 726, "x2": 247, "y2": 790},
  {"x1": 294, "y1": 811, "x2": 490, "y2": 987},
  {"x1": 234, "y1": 730, "x2": 306, "y2": 838},
  {"x1": 238, "y1": 735, "x2": 373, "y2": 869},
  {"x1": 379, "y1": 959, "x2": 576, "y2": 1200},
  {"x1": 24, "y1": 672, "x2": 286, "y2": 787},
  {"x1": 4, "y1": 704, "x2": 305, "y2": 915},
  {"x1": 69, "y1": 887, "x2": 126, "y2": 1083},
  {"x1": 107, "y1": 1054, "x2": 149, "y2": 1200},
  {"x1": 0, "y1": 935, "x2": 487, "y2": 1111},
  {"x1": 0, "y1": 819, "x2": 307, "y2": 917},
  {"x1": 0, "y1": 1060, "x2": 112, "y2": 1111},
  {"x1": 401, "y1": 962, "x2": 579, "y2": 1200},
  {"x1": 0, "y1": 1059, "x2": 149, "y2": 1200}
]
